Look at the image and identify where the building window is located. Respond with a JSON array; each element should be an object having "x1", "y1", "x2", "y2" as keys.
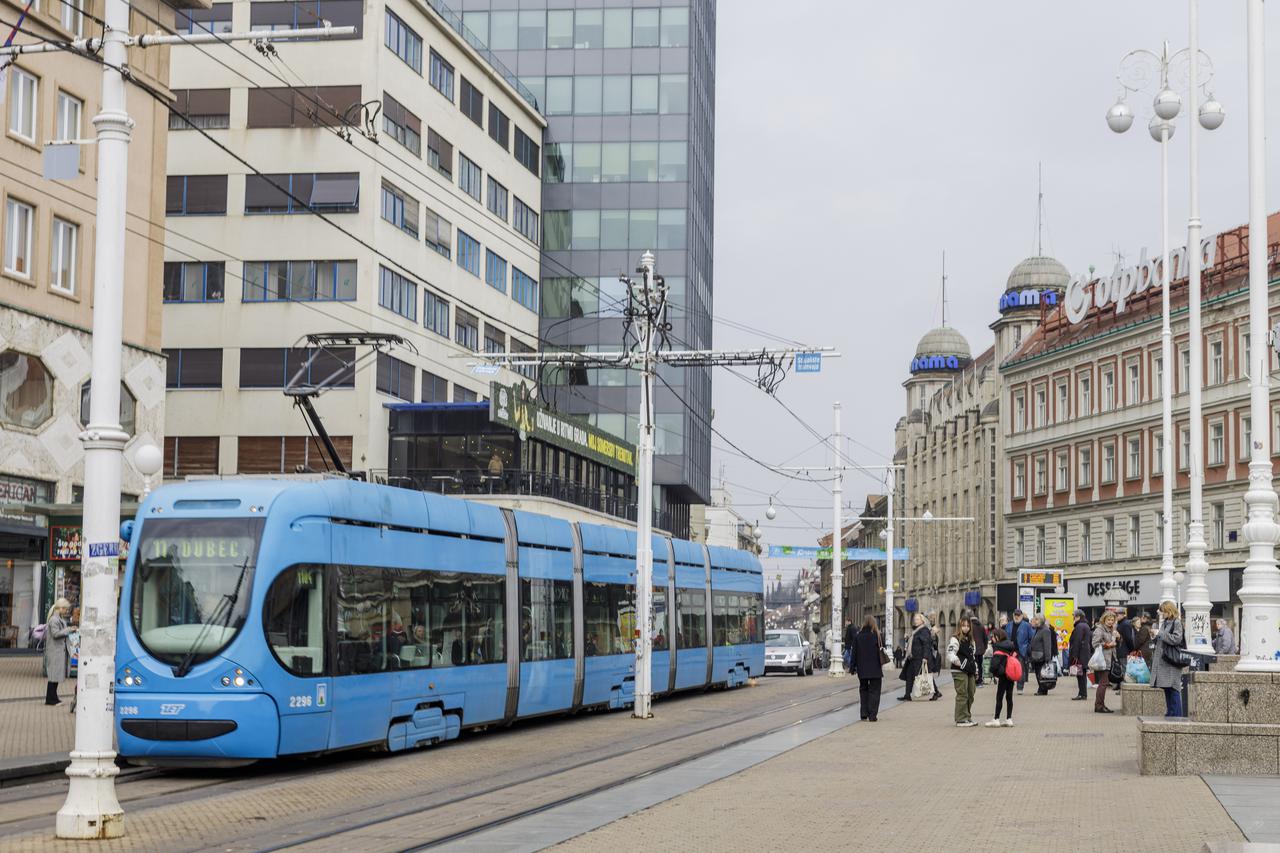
[
  {"x1": 1015, "y1": 528, "x2": 1024, "y2": 568},
  {"x1": 459, "y1": 154, "x2": 483, "y2": 201},
  {"x1": 486, "y1": 176, "x2": 508, "y2": 221},
  {"x1": 421, "y1": 371, "x2": 447, "y2": 402},
  {"x1": 1209, "y1": 420, "x2": 1225, "y2": 465},
  {"x1": 237, "y1": 435, "x2": 353, "y2": 474},
  {"x1": 0, "y1": 350, "x2": 52, "y2": 428},
  {"x1": 1034, "y1": 387, "x2": 1046, "y2": 427},
  {"x1": 427, "y1": 129, "x2": 453, "y2": 178},
  {"x1": 454, "y1": 309, "x2": 478, "y2": 351},
  {"x1": 429, "y1": 49, "x2": 454, "y2": 100},
  {"x1": 1082, "y1": 520, "x2": 1092, "y2": 561},
  {"x1": 1055, "y1": 450, "x2": 1069, "y2": 489},
  {"x1": 50, "y1": 218, "x2": 78, "y2": 295},
  {"x1": 1242, "y1": 415, "x2": 1252, "y2": 460},
  {"x1": 512, "y1": 267, "x2": 538, "y2": 312},
  {"x1": 513, "y1": 197, "x2": 539, "y2": 245},
  {"x1": 163, "y1": 436, "x2": 220, "y2": 477},
  {"x1": 164, "y1": 348, "x2": 223, "y2": 389},
  {"x1": 4, "y1": 197, "x2": 34, "y2": 278},
  {"x1": 1126, "y1": 360, "x2": 1140, "y2": 404},
  {"x1": 164, "y1": 261, "x2": 226, "y2": 302},
  {"x1": 1058, "y1": 523, "x2": 1068, "y2": 561},
  {"x1": 1128, "y1": 513, "x2": 1140, "y2": 557},
  {"x1": 515, "y1": 127, "x2": 540, "y2": 176},
  {"x1": 459, "y1": 76, "x2": 484, "y2": 126},
  {"x1": 1210, "y1": 338, "x2": 1224, "y2": 385},
  {"x1": 1079, "y1": 373, "x2": 1092, "y2": 415},
  {"x1": 457, "y1": 230, "x2": 480, "y2": 276},
  {"x1": 453, "y1": 385, "x2": 477, "y2": 403},
  {"x1": 483, "y1": 325, "x2": 505, "y2": 354},
  {"x1": 1153, "y1": 430, "x2": 1164, "y2": 476},
  {"x1": 245, "y1": 86, "x2": 362, "y2": 128},
  {"x1": 485, "y1": 249, "x2": 507, "y2": 293},
  {"x1": 1102, "y1": 442, "x2": 1115, "y2": 483},
  {"x1": 1153, "y1": 354, "x2": 1164, "y2": 398},
  {"x1": 1078, "y1": 446, "x2": 1092, "y2": 486},
  {"x1": 1179, "y1": 425, "x2": 1191, "y2": 471},
  {"x1": 380, "y1": 180, "x2": 419, "y2": 238},
  {"x1": 1013, "y1": 391, "x2": 1025, "y2": 432},
  {"x1": 8, "y1": 68, "x2": 37, "y2": 142},
  {"x1": 78, "y1": 380, "x2": 137, "y2": 435},
  {"x1": 1243, "y1": 332, "x2": 1252, "y2": 379},
  {"x1": 166, "y1": 175, "x2": 229, "y2": 215},
  {"x1": 511, "y1": 339, "x2": 536, "y2": 380},
  {"x1": 488, "y1": 103, "x2": 510, "y2": 149},
  {"x1": 174, "y1": 3, "x2": 232, "y2": 34},
  {"x1": 376, "y1": 351, "x2": 414, "y2": 401},
  {"x1": 1101, "y1": 367, "x2": 1115, "y2": 411},
  {"x1": 169, "y1": 88, "x2": 231, "y2": 130},
  {"x1": 385, "y1": 10, "x2": 423, "y2": 73},
  {"x1": 1179, "y1": 345, "x2": 1191, "y2": 392},
  {"x1": 1012, "y1": 459, "x2": 1025, "y2": 499},
  {"x1": 381, "y1": 92, "x2": 421, "y2": 156},
  {"x1": 248, "y1": 0, "x2": 363, "y2": 35},
  {"x1": 424, "y1": 290, "x2": 450, "y2": 338},
  {"x1": 1036, "y1": 525, "x2": 1046, "y2": 565},
  {"x1": 242, "y1": 260, "x2": 355, "y2": 302},
  {"x1": 1033, "y1": 455, "x2": 1046, "y2": 495},
  {"x1": 1055, "y1": 379, "x2": 1068, "y2": 422},
  {"x1": 423, "y1": 206, "x2": 452, "y2": 258},
  {"x1": 56, "y1": 90, "x2": 83, "y2": 143},
  {"x1": 60, "y1": 0, "x2": 85, "y2": 36},
  {"x1": 1105, "y1": 517, "x2": 1115, "y2": 559},
  {"x1": 238, "y1": 347, "x2": 354, "y2": 389},
  {"x1": 1212, "y1": 502, "x2": 1224, "y2": 550},
  {"x1": 244, "y1": 172, "x2": 358, "y2": 214},
  {"x1": 1127, "y1": 436, "x2": 1141, "y2": 479},
  {"x1": 378, "y1": 266, "x2": 417, "y2": 321}
]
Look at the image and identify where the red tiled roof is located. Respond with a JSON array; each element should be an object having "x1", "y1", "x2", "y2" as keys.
[{"x1": 1005, "y1": 212, "x2": 1280, "y2": 366}]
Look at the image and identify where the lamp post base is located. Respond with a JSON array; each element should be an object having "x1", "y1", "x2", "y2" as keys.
[{"x1": 55, "y1": 750, "x2": 124, "y2": 839}]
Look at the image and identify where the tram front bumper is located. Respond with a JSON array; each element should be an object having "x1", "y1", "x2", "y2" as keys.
[{"x1": 116, "y1": 692, "x2": 280, "y2": 762}]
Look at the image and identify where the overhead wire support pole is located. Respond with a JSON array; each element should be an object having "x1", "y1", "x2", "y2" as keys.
[{"x1": 41, "y1": 10, "x2": 353, "y2": 839}]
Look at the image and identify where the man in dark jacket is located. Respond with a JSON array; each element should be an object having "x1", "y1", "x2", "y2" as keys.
[
  {"x1": 1116, "y1": 611, "x2": 1137, "y2": 658},
  {"x1": 841, "y1": 619, "x2": 856, "y2": 673},
  {"x1": 1068, "y1": 611, "x2": 1091, "y2": 699},
  {"x1": 1029, "y1": 615, "x2": 1058, "y2": 695},
  {"x1": 968, "y1": 611, "x2": 989, "y2": 686},
  {"x1": 1008, "y1": 610, "x2": 1034, "y2": 693}
]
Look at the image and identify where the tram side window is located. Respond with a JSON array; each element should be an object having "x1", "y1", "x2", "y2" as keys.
[
  {"x1": 712, "y1": 591, "x2": 764, "y2": 646},
  {"x1": 676, "y1": 587, "x2": 705, "y2": 649},
  {"x1": 744, "y1": 592, "x2": 763, "y2": 644},
  {"x1": 264, "y1": 565, "x2": 326, "y2": 676},
  {"x1": 335, "y1": 565, "x2": 397, "y2": 675},
  {"x1": 584, "y1": 581, "x2": 634, "y2": 656},
  {"x1": 652, "y1": 586, "x2": 668, "y2": 650},
  {"x1": 520, "y1": 578, "x2": 572, "y2": 661},
  {"x1": 422, "y1": 572, "x2": 505, "y2": 667}
]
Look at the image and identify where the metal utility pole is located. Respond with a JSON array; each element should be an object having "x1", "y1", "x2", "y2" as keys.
[
  {"x1": 0, "y1": 13, "x2": 353, "y2": 839},
  {"x1": 471, "y1": 253, "x2": 838, "y2": 714},
  {"x1": 830, "y1": 403, "x2": 844, "y2": 676},
  {"x1": 884, "y1": 468, "x2": 895, "y2": 652}
]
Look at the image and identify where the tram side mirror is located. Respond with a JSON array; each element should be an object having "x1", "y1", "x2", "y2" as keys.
[{"x1": 120, "y1": 519, "x2": 135, "y2": 544}]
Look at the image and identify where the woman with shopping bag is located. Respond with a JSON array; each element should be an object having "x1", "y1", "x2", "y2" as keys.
[
  {"x1": 1090, "y1": 611, "x2": 1118, "y2": 714},
  {"x1": 898, "y1": 613, "x2": 934, "y2": 701}
]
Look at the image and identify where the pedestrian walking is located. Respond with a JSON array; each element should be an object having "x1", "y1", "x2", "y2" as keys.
[
  {"x1": 1091, "y1": 611, "x2": 1118, "y2": 713},
  {"x1": 1212, "y1": 618, "x2": 1236, "y2": 655},
  {"x1": 1029, "y1": 615, "x2": 1058, "y2": 695},
  {"x1": 43, "y1": 598, "x2": 75, "y2": 706},
  {"x1": 1007, "y1": 609, "x2": 1034, "y2": 694},
  {"x1": 898, "y1": 613, "x2": 932, "y2": 701},
  {"x1": 969, "y1": 612, "x2": 989, "y2": 687},
  {"x1": 983, "y1": 628, "x2": 1019, "y2": 727},
  {"x1": 1152, "y1": 601, "x2": 1187, "y2": 717},
  {"x1": 1068, "y1": 611, "x2": 1091, "y2": 700},
  {"x1": 1135, "y1": 613, "x2": 1155, "y2": 670},
  {"x1": 927, "y1": 614, "x2": 943, "y2": 700},
  {"x1": 842, "y1": 618, "x2": 856, "y2": 672},
  {"x1": 854, "y1": 616, "x2": 884, "y2": 722},
  {"x1": 947, "y1": 617, "x2": 979, "y2": 726}
]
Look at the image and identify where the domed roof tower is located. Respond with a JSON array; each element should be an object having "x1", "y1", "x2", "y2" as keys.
[{"x1": 904, "y1": 254, "x2": 971, "y2": 420}]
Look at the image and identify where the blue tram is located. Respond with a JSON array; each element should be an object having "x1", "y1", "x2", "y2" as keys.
[{"x1": 113, "y1": 478, "x2": 764, "y2": 764}]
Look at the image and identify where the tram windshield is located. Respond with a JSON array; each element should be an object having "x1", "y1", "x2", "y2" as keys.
[{"x1": 130, "y1": 517, "x2": 265, "y2": 672}]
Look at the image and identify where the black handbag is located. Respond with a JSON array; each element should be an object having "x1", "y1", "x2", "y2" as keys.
[
  {"x1": 1161, "y1": 642, "x2": 1193, "y2": 669},
  {"x1": 1109, "y1": 654, "x2": 1126, "y2": 683}
]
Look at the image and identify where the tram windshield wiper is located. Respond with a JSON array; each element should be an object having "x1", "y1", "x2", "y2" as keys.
[{"x1": 173, "y1": 557, "x2": 252, "y2": 678}]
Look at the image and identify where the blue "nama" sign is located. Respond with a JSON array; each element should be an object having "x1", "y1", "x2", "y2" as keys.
[
  {"x1": 999, "y1": 288, "x2": 1059, "y2": 313},
  {"x1": 910, "y1": 354, "x2": 963, "y2": 373}
]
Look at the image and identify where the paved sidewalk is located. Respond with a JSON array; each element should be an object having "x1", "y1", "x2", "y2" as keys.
[
  {"x1": 553, "y1": 681, "x2": 1247, "y2": 853},
  {"x1": 0, "y1": 657, "x2": 75, "y2": 765}
]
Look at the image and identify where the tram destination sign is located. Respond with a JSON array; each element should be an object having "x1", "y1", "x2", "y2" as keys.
[
  {"x1": 1019, "y1": 570, "x2": 1063, "y2": 587},
  {"x1": 490, "y1": 383, "x2": 636, "y2": 474}
]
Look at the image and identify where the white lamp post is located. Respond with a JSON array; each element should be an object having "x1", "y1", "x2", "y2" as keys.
[
  {"x1": 1237, "y1": 0, "x2": 1280, "y2": 672},
  {"x1": 133, "y1": 444, "x2": 163, "y2": 498}
]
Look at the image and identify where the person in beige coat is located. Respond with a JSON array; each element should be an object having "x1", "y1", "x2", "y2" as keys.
[{"x1": 43, "y1": 598, "x2": 76, "y2": 706}]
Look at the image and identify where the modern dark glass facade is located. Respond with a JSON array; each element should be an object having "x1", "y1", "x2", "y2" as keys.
[{"x1": 457, "y1": 0, "x2": 715, "y2": 538}]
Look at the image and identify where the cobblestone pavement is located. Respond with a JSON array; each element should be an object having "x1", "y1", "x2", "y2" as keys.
[
  {"x1": 0, "y1": 672, "x2": 858, "y2": 852},
  {"x1": 552, "y1": 681, "x2": 1247, "y2": 853},
  {"x1": 0, "y1": 657, "x2": 76, "y2": 760}
]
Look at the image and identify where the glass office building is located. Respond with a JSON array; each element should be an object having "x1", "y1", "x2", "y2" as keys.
[{"x1": 457, "y1": 0, "x2": 715, "y2": 538}]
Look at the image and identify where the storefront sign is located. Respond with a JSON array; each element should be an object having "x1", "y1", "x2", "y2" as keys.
[
  {"x1": 999, "y1": 289, "x2": 1059, "y2": 313},
  {"x1": 50, "y1": 526, "x2": 82, "y2": 562},
  {"x1": 1067, "y1": 569, "x2": 1231, "y2": 608},
  {"x1": 0, "y1": 475, "x2": 52, "y2": 504},
  {"x1": 489, "y1": 383, "x2": 636, "y2": 474},
  {"x1": 1019, "y1": 570, "x2": 1063, "y2": 587},
  {"x1": 1065, "y1": 237, "x2": 1219, "y2": 324},
  {"x1": 909, "y1": 354, "x2": 966, "y2": 374},
  {"x1": 1042, "y1": 595, "x2": 1076, "y2": 652}
]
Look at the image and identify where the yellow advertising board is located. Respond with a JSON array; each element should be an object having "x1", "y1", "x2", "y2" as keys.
[{"x1": 1042, "y1": 595, "x2": 1075, "y2": 652}]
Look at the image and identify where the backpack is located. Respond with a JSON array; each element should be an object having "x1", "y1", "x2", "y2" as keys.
[{"x1": 995, "y1": 650, "x2": 1022, "y2": 682}]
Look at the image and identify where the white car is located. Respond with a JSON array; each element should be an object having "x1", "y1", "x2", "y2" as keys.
[{"x1": 765, "y1": 629, "x2": 813, "y2": 676}]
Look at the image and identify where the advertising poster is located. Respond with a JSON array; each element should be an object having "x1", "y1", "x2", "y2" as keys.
[{"x1": 1042, "y1": 595, "x2": 1076, "y2": 652}]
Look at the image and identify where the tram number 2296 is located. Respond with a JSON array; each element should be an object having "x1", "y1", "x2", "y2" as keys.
[{"x1": 288, "y1": 695, "x2": 314, "y2": 708}]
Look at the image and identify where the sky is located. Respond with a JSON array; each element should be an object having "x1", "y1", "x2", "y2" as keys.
[{"x1": 708, "y1": 2, "x2": 1280, "y2": 586}]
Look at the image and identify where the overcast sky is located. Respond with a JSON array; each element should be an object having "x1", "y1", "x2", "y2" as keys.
[{"x1": 709, "y1": 2, "x2": 1280, "y2": 585}]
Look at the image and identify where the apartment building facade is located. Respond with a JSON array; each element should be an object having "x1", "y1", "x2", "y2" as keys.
[
  {"x1": 162, "y1": 0, "x2": 546, "y2": 479},
  {"x1": 0, "y1": 0, "x2": 186, "y2": 645},
  {"x1": 1002, "y1": 215, "x2": 1280, "y2": 622}
]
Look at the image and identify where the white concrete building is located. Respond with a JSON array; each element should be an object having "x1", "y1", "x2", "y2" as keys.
[{"x1": 162, "y1": 0, "x2": 545, "y2": 478}]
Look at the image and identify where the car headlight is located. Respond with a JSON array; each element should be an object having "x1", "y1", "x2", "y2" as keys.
[{"x1": 787, "y1": 653, "x2": 800, "y2": 661}]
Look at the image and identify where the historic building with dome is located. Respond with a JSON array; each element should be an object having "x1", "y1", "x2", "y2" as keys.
[{"x1": 882, "y1": 254, "x2": 1068, "y2": 645}]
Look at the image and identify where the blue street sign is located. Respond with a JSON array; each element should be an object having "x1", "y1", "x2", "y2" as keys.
[
  {"x1": 795, "y1": 352, "x2": 822, "y2": 373},
  {"x1": 767, "y1": 545, "x2": 910, "y2": 561}
]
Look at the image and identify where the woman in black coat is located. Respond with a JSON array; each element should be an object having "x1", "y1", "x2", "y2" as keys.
[
  {"x1": 853, "y1": 616, "x2": 885, "y2": 721},
  {"x1": 898, "y1": 613, "x2": 932, "y2": 701},
  {"x1": 1067, "y1": 611, "x2": 1091, "y2": 700}
]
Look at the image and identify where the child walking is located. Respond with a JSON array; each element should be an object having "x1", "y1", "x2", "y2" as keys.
[{"x1": 984, "y1": 628, "x2": 1020, "y2": 728}]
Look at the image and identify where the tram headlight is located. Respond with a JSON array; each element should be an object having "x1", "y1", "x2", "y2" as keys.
[
  {"x1": 221, "y1": 676, "x2": 231, "y2": 686},
  {"x1": 233, "y1": 676, "x2": 246, "y2": 687}
]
